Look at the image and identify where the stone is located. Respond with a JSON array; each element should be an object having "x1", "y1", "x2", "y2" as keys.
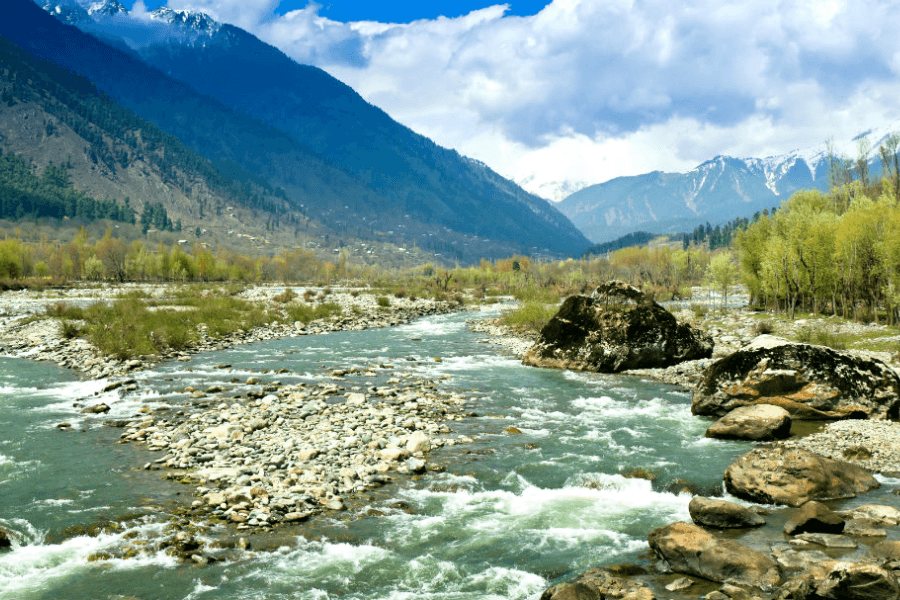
[
  {"x1": 203, "y1": 491, "x2": 226, "y2": 507},
  {"x1": 540, "y1": 566, "x2": 655, "y2": 600},
  {"x1": 405, "y1": 431, "x2": 431, "y2": 454},
  {"x1": 688, "y1": 496, "x2": 766, "y2": 529},
  {"x1": 843, "y1": 519, "x2": 887, "y2": 538},
  {"x1": 724, "y1": 446, "x2": 879, "y2": 507},
  {"x1": 379, "y1": 447, "x2": 409, "y2": 461},
  {"x1": 692, "y1": 336, "x2": 900, "y2": 420},
  {"x1": 0, "y1": 527, "x2": 13, "y2": 550},
  {"x1": 522, "y1": 281, "x2": 713, "y2": 373},
  {"x1": 647, "y1": 522, "x2": 780, "y2": 587},
  {"x1": 795, "y1": 533, "x2": 858, "y2": 549},
  {"x1": 868, "y1": 541, "x2": 900, "y2": 562},
  {"x1": 81, "y1": 403, "x2": 111, "y2": 414},
  {"x1": 814, "y1": 561, "x2": 900, "y2": 600},
  {"x1": 282, "y1": 511, "x2": 311, "y2": 522},
  {"x1": 664, "y1": 577, "x2": 694, "y2": 591},
  {"x1": 705, "y1": 404, "x2": 792, "y2": 441},
  {"x1": 842, "y1": 504, "x2": 900, "y2": 526},
  {"x1": 784, "y1": 501, "x2": 845, "y2": 535}
]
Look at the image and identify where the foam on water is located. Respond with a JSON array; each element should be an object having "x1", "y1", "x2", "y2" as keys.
[{"x1": 0, "y1": 524, "x2": 177, "y2": 599}]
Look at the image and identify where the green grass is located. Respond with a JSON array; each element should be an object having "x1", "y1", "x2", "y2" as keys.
[
  {"x1": 500, "y1": 301, "x2": 558, "y2": 334},
  {"x1": 284, "y1": 302, "x2": 343, "y2": 324},
  {"x1": 80, "y1": 295, "x2": 283, "y2": 360}
]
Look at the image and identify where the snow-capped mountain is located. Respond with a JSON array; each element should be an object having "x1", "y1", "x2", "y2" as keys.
[
  {"x1": 557, "y1": 128, "x2": 900, "y2": 244},
  {"x1": 516, "y1": 174, "x2": 590, "y2": 203},
  {"x1": 40, "y1": 0, "x2": 124, "y2": 22}
]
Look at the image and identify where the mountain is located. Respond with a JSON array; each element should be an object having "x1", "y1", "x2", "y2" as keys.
[
  {"x1": 0, "y1": 32, "x2": 300, "y2": 243},
  {"x1": 515, "y1": 174, "x2": 590, "y2": 204},
  {"x1": 557, "y1": 131, "x2": 899, "y2": 244},
  {"x1": 15, "y1": 0, "x2": 590, "y2": 261}
]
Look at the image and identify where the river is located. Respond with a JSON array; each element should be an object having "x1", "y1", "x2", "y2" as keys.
[{"x1": 0, "y1": 308, "x2": 775, "y2": 599}]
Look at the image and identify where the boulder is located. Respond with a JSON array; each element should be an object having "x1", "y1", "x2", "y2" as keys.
[
  {"x1": 814, "y1": 561, "x2": 900, "y2": 600},
  {"x1": 647, "y1": 522, "x2": 780, "y2": 587},
  {"x1": 522, "y1": 281, "x2": 713, "y2": 373},
  {"x1": 724, "y1": 446, "x2": 880, "y2": 507},
  {"x1": 783, "y1": 501, "x2": 845, "y2": 535},
  {"x1": 0, "y1": 527, "x2": 13, "y2": 550},
  {"x1": 705, "y1": 404, "x2": 792, "y2": 441},
  {"x1": 540, "y1": 565, "x2": 654, "y2": 600},
  {"x1": 692, "y1": 336, "x2": 900, "y2": 420},
  {"x1": 688, "y1": 496, "x2": 766, "y2": 529}
]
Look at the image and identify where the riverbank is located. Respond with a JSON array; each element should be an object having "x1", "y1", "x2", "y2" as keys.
[{"x1": 0, "y1": 284, "x2": 464, "y2": 379}]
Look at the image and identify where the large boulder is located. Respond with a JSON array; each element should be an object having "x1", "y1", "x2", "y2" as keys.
[
  {"x1": 705, "y1": 404, "x2": 792, "y2": 441},
  {"x1": 522, "y1": 281, "x2": 713, "y2": 373},
  {"x1": 647, "y1": 521, "x2": 780, "y2": 586},
  {"x1": 692, "y1": 336, "x2": 900, "y2": 420},
  {"x1": 688, "y1": 496, "x2": 766, "y2": 529},
  {"x1": 724, "y1": 446, "x2": 880, "y2": 507}
]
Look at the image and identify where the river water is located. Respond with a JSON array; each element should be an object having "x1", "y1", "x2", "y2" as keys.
[{"x1": 0, "y1": 309, "x2": 799, "y2": 598}]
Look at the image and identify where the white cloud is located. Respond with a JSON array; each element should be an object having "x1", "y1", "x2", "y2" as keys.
[{"x1": 166, "y1": 0, "x2": 900, "y2": 196}]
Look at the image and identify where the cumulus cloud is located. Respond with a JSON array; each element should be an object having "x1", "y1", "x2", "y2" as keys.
[{"x1": 163, "y1": 0, "x2": 900, "y2": 193}]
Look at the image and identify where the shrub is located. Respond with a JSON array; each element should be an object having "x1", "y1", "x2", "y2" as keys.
[
  {"x1": 376, "y1": 296, "x2": 391, "y2": 308},
  {"x1": 691, "y1": 303, "x2": 709, "y2": 318},
  {"x1": 285, "y1": 302, "x2": 342, "y2": 323},
  {"x1": 273, "y1": 288, "x2": 296, "y2": 303},
  {"x1": 755, "y1": 320, "x2": 774, "y2": 335},
  {"x1": 500, "y1": 301, "x2": 557, "y2": 334},
  {"x1": 393, "y1": 289, "x2": 407, "y2": 299},
  {"x1": 60, "y1": 319, "x2": 82, "y2": 339}
]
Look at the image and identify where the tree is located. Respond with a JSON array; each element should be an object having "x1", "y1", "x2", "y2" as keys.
[{"x1": 706, "y1": 251, "x2": 738, "y2": 308}]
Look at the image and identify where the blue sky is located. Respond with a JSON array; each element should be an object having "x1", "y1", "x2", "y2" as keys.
[
  {"x1": 134, "y1": 1, "x2": 551, "y2": 22},
  {"x1": 127, "y1": 0, "x2": 900, "y2": 197}
]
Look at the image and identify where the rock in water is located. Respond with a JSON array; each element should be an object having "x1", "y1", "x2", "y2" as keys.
[
  {"x1": 783, "y1": 501, "x2": 845, "y2": 536},
  {"x1": 688, "y1": 496, "x2": 766, "y2": 529},
  {"x1": 540, "y1": 565, "x2": 653, "y2": 600},
  {"x1": 724, "y1": 446, "x2": 879, "y2": 507},
  {"x1": 647, "y1": 522, "x2": 780, "y2": 587},
  {"x1": 814, "y1": 562, "x2": 900, "y2": 600},
  {"x1": 705, "y1": 404, "x2": 792, "y2": 441},
  {"x1": 522, "y1": 281, "x2": 713, "y2": 373},
  {"x1": 692, "y1": 335, "x2": 900, "y2": 420}
]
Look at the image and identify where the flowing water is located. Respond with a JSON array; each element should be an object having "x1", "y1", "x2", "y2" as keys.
[{"x1": 0, "y1": 309, "x2": 889, "y2": 599}]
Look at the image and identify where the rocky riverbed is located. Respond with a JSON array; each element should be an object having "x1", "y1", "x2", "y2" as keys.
[{"x1": 110, "y1": 363, "x2": 475, "y2": 533}]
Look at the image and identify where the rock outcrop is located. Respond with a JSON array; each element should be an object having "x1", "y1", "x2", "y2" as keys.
[
  {"x1": 688, "y1": 496, "x2": 767, "y2": 529},
  {"x1": 692, "y1": 335, "x2": 900, "y2": 420},
  {"x1": 724, "y1": 446, "x2": 880, "y2": 507},
  {"x1": 705, "y1": 404, "x2": 792, "y2": 441},
  {"x1": 522, "y1": 281, "x2": 713, "y2": 373},
  {"x1": 647, "y1": 522, "x2": 781, "y2": 587}
]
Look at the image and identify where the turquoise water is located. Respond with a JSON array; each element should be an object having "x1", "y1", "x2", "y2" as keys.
[{"x1": 0, "y1": 310, "x2": 761, "y2": 599}]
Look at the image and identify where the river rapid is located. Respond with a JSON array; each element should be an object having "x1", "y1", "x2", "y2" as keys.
[{"x1": 0, "y1": 308, "x2": 761, "y2": 599}]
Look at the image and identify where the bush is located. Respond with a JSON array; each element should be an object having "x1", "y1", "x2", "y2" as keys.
[
  {"x1": 755, "y1": 320, "x2": 774, "y2": 335},
  {"x1": 285, "y1": 302, "x2": 342, "y2": 323},
  {"x1": 376, "y1": 296, "x2": 391, "y2": 308},
  {"x1": 500, "y1": 301, "x2": 557, "y2": 334},
  {"x1": 393, "y1": 289, "x2": 406, "y2": 299},
  {"x1": 273, "y1": 288, "x2": 296, "y2": 303},
  {"x1": 60, "y1": 319, "x2": 82, "y2": 339},
  {"x1": 691, "y1": 303, "x2": 709, "y2": 318}
]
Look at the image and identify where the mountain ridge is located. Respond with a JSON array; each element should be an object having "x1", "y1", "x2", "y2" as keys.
[
  {"x1": 556, "y1": 129, "x2": 900, "y2": 243},
  {"x1": 22, "y1": 0, "x2": 590, "y2": 261}
]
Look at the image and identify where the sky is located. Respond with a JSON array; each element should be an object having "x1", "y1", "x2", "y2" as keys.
[{"x1": 129, "y1": 0, "x2": 900, "y2": 197}]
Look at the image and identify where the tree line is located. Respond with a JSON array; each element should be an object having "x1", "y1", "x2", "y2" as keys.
[{"x1": 736, "y1": 133, "x2": 900, "y2": 323}]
